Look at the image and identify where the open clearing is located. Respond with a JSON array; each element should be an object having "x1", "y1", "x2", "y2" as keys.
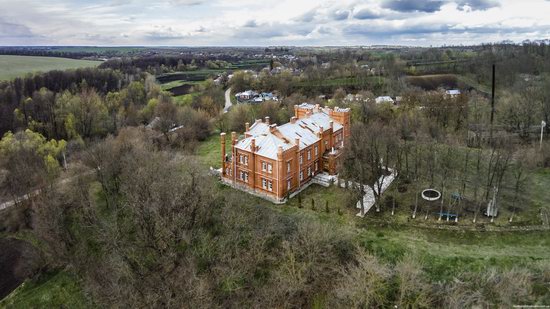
[{"x1": 0, "y1": 55, "x2": 100, "y2": 80}]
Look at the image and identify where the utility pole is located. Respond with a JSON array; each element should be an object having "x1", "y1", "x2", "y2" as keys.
[{"x1": 489, "y1": 64, "x2": 496, "y2": 146}]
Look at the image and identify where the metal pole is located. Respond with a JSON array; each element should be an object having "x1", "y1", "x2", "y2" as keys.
[{"x1": 490, "y1": 64, "x2": 496, "y2": 146}]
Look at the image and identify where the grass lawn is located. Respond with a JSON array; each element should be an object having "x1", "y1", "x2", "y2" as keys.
[
  {"x1": 0, "y1": 271, "x2": 91, "y2": 308},
  {"x1": 0, "y1": 55, "x2": 101, "y2": 80},
  {"x1": 195, "y1": 133, "x2": 232, "y2": 168}
]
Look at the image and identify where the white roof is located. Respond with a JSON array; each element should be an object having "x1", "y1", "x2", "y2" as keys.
[
  {"x1": 277, "y1": 122, "x2": 320, "y2": 149},
  {"x1": 235, "y1": 133, "x2": 293, "y2": 160},
  {"x1": 446, "y1": 89, "x2": 461, "y2": 95},
  {"x1": 278, "y1": 111, "x2": 343, "y2": 149},
  {"x1": 247, "y1": 121, "x2": 270, "y2": 136},
  {"x1": 242, "y1": 105, "x2": 346, "y2": 153}
]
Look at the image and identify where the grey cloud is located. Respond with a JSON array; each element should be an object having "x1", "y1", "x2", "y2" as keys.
[
  {"x1": 344, "y1": 21, "x2": 550, "y2": 39},
  {"x1": 317, "y1": 26, "x2": 333, "y2": 34},
  {"x1": 382, "y1": 0, "x2": 445, "y2": 13},
  {"x1": 243, "y1": 20, "x2": 257, "y2": 28},
  {"x1": 234, "y1": 21, "x2": 315, "y2": 39},
  {"x1": 144, "y1": 27, "x2": 188, "y2": 40},
  {"x1": 295, "y1": 9, "x2": 317, "y2": 22},
  {"x1": 332, "y1": 9, "x2": 350, "y2": 21},
  {"x1": 353, "y1": 8, "x2": 382, "y2": 20},
  {"x1": 455, "y1": 0, "x2": 500, "y2": 11},
  {"x1": 0, "y1": 18, "x2": 36, "y2": 39},
  {"x1": 344, "y1": 22, "x2": 452, "y2": 37}
]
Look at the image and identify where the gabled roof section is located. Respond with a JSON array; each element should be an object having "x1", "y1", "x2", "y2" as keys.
[
  {"x1": 247, "y1": 121, "x2": 270, "y2": 136},
  {"x1": 241, "y1": 104, "x2": 347, "y2": 152},
  {"x1": 235, "y1": 133, "x2": 293, "y2": 160},
  {"x1": 278, "y1": 122, "x2": 319, "y2": 149}
]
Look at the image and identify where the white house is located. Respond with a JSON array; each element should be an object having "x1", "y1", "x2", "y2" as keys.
[{"x1": 235, "y1": 90, "x2": 258, "y2": 101}]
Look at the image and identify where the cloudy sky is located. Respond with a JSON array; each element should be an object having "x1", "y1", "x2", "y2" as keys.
[{"x1": 0, "y1": 0, "x2": 549, "y2": 46}]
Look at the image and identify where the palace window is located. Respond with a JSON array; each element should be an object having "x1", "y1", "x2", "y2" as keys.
[
  {"x1": 315, "y1": 161, "x2": 318, "y2": 171},
  {"x1": 240, "y1": 155, "x2": 248, "y2": 165},
  {"x1": 307, "y1": 167, "x2": 311, "y2": 176},
  {"x1": 262, "y1": 178, "x2": 267, "y2": 189},
  {"x1": 287, "y1": 179, "x2": 292, "y2": 190},
  {"x1": 267, "y1": 163, "x2": 273, "y2": 173},
  {"x1": 299, "y1": 171, "x2": 304, "y2": 181},
  {"x1": 314, "y1": 145, "x2": 318, "y2": 156},
  {"x1": 299, "y1": 154, "x2": 303, "y2": 165},
  {"x1": 240, "y1": 171, "x2": 248, "y2": 182},
  {"x1": 307, "y1": 150, "x2": 311, "y2": 160},
  {"x1": 268, "y1": 181, "x2": 273, "y2": 191},
  {"x1": 262, "y1": 161, "x2": 267, "y2": 172},
  {"x1": 287, "y1": 161, "x2": 291, "y2": 173}
]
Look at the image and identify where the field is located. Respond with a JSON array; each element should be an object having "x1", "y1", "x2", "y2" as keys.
[{"x1": 0, "y1": 55, "x2": 100, "y2": 80}]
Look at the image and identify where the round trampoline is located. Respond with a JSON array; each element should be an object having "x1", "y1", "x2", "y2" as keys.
[{"x1": 421, "y1": 189, "x2": 441, "y2": 201}]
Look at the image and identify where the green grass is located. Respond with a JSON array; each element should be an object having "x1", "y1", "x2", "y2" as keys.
[
  {"x1": 195, "y1": 133, "x2": 232, "y2": 168},
  {"x1": 0, "y1": 271, "x2": 91, "y2": 308},
  {"x1": 527, "y1": 168, "x2": 550, "y2": 209},
  {"x1": 0, "y1": 55, "x2": 101, "y2": 80},
  {"x1": 160, "y1": 80, "x2": 202, "y2": 91}
]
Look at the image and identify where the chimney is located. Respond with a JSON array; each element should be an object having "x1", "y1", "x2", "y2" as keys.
[
  {"x1": 220, "y1": 132, "x2": 226, "y2": 176},
  {"x1": 315, "y1": 104, "x2": 320, "y2": 113},
  {"x1": 329, "y1": 120, "x2": 334, "y2": 131},
  {"x1": 269, "y1": 123, "x2": 277, "y2": 133},
  {"x1": 277, "y1": 146, "x2": 283, "y2": 158},
  {"x1": 265, "y1": 116, "x2": 270, "y2": 124},
  {"x1": 245, "y1": 122, "x2": 250, "y2": 132},
  {"x1": 295, "y1": 138, "x2": 300, "y2": 148},
  {"x1": 290, "y1": 116, "x2": 297, "y2": 124},
  {"x1": 306, "y1": 110, "x2": 312, "y2": 117},
  {"x1": 251, "y1": 138, "x2": 256, "y2": 153},
  {"x1": 319, "y1": 126, "x2": 324, "y2": 134}
]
